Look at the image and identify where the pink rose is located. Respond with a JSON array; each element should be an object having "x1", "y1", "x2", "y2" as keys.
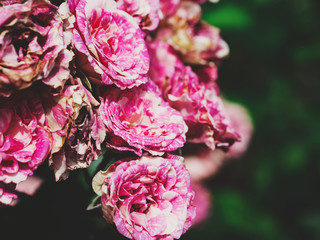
[
  {"x1": 148, "y1": 40, "x2": 182, "y2": 91},
  {"x1": 68, "y1": 0, "x2": 150, "y2": 89},
  {"x1": 193, "y1": 65, "x2": 219, "y2": 85},
  {"x1": 183, "y1": 84, "x2": 240, "y2": 150},
  {"x1": 99, "y1": 81, "x2": 188, "y2": 156},
  {"x1": 0, "y1": 0, "x2": 24, "y2": 6},
  {"x1": 0, "y1": 0, "x2": 73, "y2": 97},
  {"x1": 190, "y1": 181, "x2": 211, "y2": 226},
  {"x1": 184, "y1": 144, "x2": 225, "y2": 181},
  {"x1": 156, "y1": 1, "x2": 229, "y2": 65},
  {"x1": 116, "y1": 0, "x2": 162, "y2": 31},
  {"x1": 224, "y1": 101, "x2": 253, "y2": 159},
  {"x1": 159, "y1": 0, "x2": 181, "y2": 17},
  {"x1": 0, "y1": 88, "x2": 51, "y2": 184},
  {"x1": 92, "y1": 155, "x2": 196, "y2": 240},
  {"x1": 165, "y1": 1, "x2": 201, "y2": 27},
  {"x1": 148, "y1": 40, "x2": 240, "y2": 150},
  {"x1": 42, "y1": 78, "x2": 106, "y2": 181}
]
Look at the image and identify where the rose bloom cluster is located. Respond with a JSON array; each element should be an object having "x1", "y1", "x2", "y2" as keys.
[{"x1": 0, "y1": 0, "x2": 252, "y2": 238}]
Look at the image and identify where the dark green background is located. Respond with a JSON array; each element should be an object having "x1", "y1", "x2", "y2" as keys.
[
  {"x1": 186, "y1": 0, "x2": 320, "y2": 239},
  {"x1": 1, "y1": 0, "x2": 319, "y2": 239}
]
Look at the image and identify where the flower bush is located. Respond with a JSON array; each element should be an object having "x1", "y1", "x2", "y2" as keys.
[{"x1": 0, "y1": 0, "x2": 253, "y2": 239}]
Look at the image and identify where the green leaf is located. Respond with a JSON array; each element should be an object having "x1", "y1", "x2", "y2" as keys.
[
  {"x1": 202, "y1": 3, "x2": 254, "y2": 30},
  {"x1": 87, "y1": 147, "x2": 108, "y2": 177},
  {"x1": 215, "y1": 191, "x2": 279, "y2": 239}
]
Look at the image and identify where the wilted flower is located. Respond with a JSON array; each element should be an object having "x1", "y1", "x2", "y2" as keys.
[
  {"x1": 93, "y1": 155, "x2": 196, "y2": 240},
  {"x1": 0, "y1": 0, "x2": 73, "y2": 97},
  {"x1": 43, "y1": 78, "x2": 106, "y2": 181},
  {"x1": 148, "y1": 40, "x2": 239, "y2": 150},
  {"x1": 67, "y1": 0, "x2": 149, "y2": 89},
  {"x1": 0, "y1": 88, "x2": 51, "y2": 184},
  {"x1": 116, "y1": 0, "x2": 162, "y2": 31},
  {"x1": 99, "y1": 81, "x2": 188, "y2": 156}
]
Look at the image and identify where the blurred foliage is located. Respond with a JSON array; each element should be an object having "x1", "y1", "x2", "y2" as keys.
[{"x1": 1, "y1": 0, "x2": 320, "y2": 239}]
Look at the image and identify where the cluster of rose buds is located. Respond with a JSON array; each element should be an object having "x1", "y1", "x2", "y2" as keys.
[{"x1": 0, "y1": 0, "x2": 253, "y2": 239}]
